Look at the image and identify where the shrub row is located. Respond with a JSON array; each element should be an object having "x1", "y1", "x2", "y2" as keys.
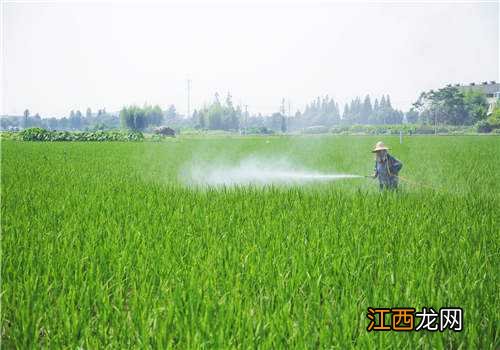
[
  {"x1": 18, "y1": 128, "x2": 144, "y2": 141},
  {"x1": 476, "y1": 120, "x2": 500, "y2": 133},
  {"x1": 329, "y1": 124, "x2": 477, "y2": 135}
]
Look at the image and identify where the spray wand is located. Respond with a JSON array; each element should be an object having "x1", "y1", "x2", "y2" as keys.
[{"x1": 363, "y1": 173, "x2": 440, "y2": 191}]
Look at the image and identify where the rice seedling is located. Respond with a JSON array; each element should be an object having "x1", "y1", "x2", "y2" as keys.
[{"x1": 1, "y1": 135, "x2": 498, "y2": 348}]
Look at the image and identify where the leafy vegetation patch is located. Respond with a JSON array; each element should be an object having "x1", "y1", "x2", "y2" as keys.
[{"x1": 17, "y1": 128, "x2": 144, "y2": 141}]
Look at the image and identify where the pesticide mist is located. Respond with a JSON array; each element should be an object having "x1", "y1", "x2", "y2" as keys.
[{"x1": 183, "y1": 157, "x2": 362, "y2": 186}]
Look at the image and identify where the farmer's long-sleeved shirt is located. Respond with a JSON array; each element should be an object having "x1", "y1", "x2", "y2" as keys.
[{"x1": 374, "y1": 154, "x2": 403, "y2": 189}]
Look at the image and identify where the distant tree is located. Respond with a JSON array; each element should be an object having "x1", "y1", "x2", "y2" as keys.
[
  {"x1": 279, "y1": 98, "x2": 286, "y2": 116},
  {"x1": 120, "y1": 105, "x2": 147, "y2": 131},
  {"x1": 281, "y1": 116, "x2": 287, "y2": 133},
  {"x1": 120, "y1": 108, "x2": 131, "y2": 129},
  {"x1": 361, "y1": 95, "x2": 373, "y2": 123},
  {"x1": 339, "y1": 94, "x2": 403, "y2": 125},
  {"x1": 270, "y1": 112, "x2": 284, "y2": 131},
  {"x1": 145, "y1": 104, "x2": 163, "y2": 126},
  {"x1": 166, "y1": 105, "x2": 177, "y2": 120},
  {"x1": 405, "y1": 108, "x2": 419, "y2": 123},
  {"x1": 223, "y1": 93, "x2": 238, "y2": 130},
  {"x1": 47, "y1": 118, "x2": 59, "y2": 130},
  {"x1": 385, "y1": 95, "x2": 392, "y2": 109},
  {"x1": 343, "y1": 104, "x2": 349, "y2": 121},
  {"x1": 463, "y1": 89, "x2": 488, "y2": 124},
  {"x1": 86, "y1": 108, "x2": 92, "y2": 119},
  {"x1": 69, "y1": 110, "x2": 83, "y2": 129},
  {"x1": 233, "y1": 105, "x2": 242, "y2": 130},
  {"x1": 413, "y1": 86, "x2": 468, "y2": 125},
  {"x1": 136, "y1": 109, "x2": 147, "y2": 130},
  {"x1": 226, "y1": 93, "x2": 234, "y2": 110},
  {"x1": 347, "y1": 97, "x2": 362, "y2": 124},
  {"x1": 297, "y1": 95, "x2": 341, "y2": 128},
  {"x1": 487, "y1": 101, "x2": 500, "y2": 127},
  {"x1": 207, "y1": 94, "x2": 223, "y2": 130},
  {"x1": 60, "y1": 117, "x2": 69, "y2": 129},
  {"x1": 32, "y1": 113, "x2": 42, "y2": 127},
  {"x1": 198, "y1": 110, "x2": 206, "y2": 129},
  {"x1": 328, "y1": 98, "x2": 340, "y2": 125},
  {"x1": 370, "y1": 98, "x2": 379, "y2": 124},
  {"x1": 379, "y1": 96, "x2": 387, "y2": 124}
]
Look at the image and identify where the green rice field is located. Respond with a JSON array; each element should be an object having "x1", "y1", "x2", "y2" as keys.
[{"x1": 1, "y1": 135, "x2": 499, "y2": 348}]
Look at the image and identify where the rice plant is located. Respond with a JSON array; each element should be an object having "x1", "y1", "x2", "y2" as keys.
[{"x1": 1, "y1": 136, "x2": 498, "y2": 348}]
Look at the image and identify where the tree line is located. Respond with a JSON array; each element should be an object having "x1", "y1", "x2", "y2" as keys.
[
  {"x1": 1, "y1": 104, "x2": 178, "y2": 131},
  {"x1": 342, "y1": 95, "x2": 405, "y2": 125},
  {"x1": 411, "y1": 86, "x2": 490, "y2": 126},
  {"x1": 190, "y1": 94, "x2": 404, "y2": 132},
  {"x1": 2, "y1": 85, "x2": 496, "y2": 132},
  {"x1": 194, "y1": 93, "x2": 242, "y2": 131},
  {"x1": 0, "y1": 108, "x2": 121, "y2": 131},
  {"x1": 119, "y1": 104, "x2": 164, "y2": 131}
]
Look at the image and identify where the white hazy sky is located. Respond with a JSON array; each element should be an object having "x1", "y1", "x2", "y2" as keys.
[{"x1": 2, "y1": 0, "x2": 499, "y2": 117}]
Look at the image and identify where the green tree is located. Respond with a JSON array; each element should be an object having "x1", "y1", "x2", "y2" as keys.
[
  {"x1": 207, "y1": 94, "x2": 223, "y2": 130},
  {"x1": 342, "y1": 104, "x2": 349, "y2": 121},
  {"x1": 281, "y1": 114, "x2": 287, "y2": 133},
  {"x1": 120, "y1": 106, "x2": 147, "y2": 131},
  {"x1": 198, "y1": 110, "x2": 206, "y2": 129},
  {"x1": 145, "y1": 104, "x2": 163, "y2": 126},
  {"x1": 60, "y1": 117, "x2": 69, "y2": 129},
  {"x1": 134, "y1": 108, "x2": 147, "y2": 131},
  {"x1": 120, "y1": 107, "x2": 133, "y2": 130},
  {"x1": 463, "y1": 90, "x2": 488, "y2": 124},
  {"x1": 270, "y1": 112, "x2": 284, "y2": 131},
  {"x1": 405, "y1": 108, "x2": 419, "y2": 123},
  {"x1": 166, "y1": 105, "x2": 177, "y2": 120},
  {"x1": 361, "y1": 95, "x2": 372, "y2": 123},
  {"x1": 413, "y1": 86, "x2": 469, "y2": 125},
  {"x1": 69, "y1": 110, "x2": 83, "y2": 129},
  {"x1": 32, "y1": 113, "x2": 42, "y2": 128},
  {"x1": 487, "y1": 101, "x2": 500, "y2": 127},
  {"x1": 223, "y1": 93, "x2": 238, "y2": 130}
]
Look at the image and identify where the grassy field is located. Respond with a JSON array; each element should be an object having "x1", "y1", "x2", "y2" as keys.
[{"x1": 1, "y1": 135, "x2": 499, "y2": 348}]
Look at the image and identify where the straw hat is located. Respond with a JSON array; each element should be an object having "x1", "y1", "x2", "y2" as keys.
[{"x1": 372, "y1": 141, "x2": 389, "y2": 152}]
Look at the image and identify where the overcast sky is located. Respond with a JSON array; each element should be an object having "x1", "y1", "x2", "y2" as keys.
[{"x1": 2, "y1": 0, "x2": 499, "y2": 117}]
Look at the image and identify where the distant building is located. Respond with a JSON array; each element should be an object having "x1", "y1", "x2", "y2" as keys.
[{"x1": 455, "y1": 81, "x2": 499, "y2": 115}]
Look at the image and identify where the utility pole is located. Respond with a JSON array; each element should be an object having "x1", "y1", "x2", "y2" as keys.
[
  {"x1": 434, "y1": 109, "x2": 437, "y2": 135},
  {"x1": 288, "y1": 100, "x2": 291, "y2": 118},
  {"x1": 244, "y1": 104, "x2": 248, "y2": 135},
  {"x1": 187, "y1": 78, "x2": 191, "y2": 119}
]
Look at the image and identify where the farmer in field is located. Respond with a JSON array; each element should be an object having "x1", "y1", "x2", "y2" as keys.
[{"x1": 371, "y1": 141, "x2": 403, "y2": 190}]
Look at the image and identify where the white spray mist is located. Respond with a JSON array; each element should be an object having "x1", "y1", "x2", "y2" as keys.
[{"x1": 182, "y1": 157, "x2": 362, "y2": 187}]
